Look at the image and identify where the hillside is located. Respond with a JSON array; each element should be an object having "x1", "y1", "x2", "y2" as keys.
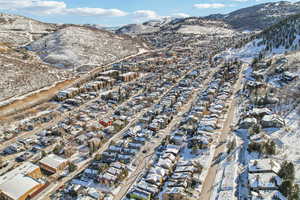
[
  {"x1": 257, "y1": 14, "x2": 300, "y2": 53},
  {"x1": 116, "y1": 23, "x2": 160, "y2": 35},
  {"x1": 173, "y1": 18, "x2": 234, "y2": 36},
  {"x1": 0, "y1": 15, "x2": 149, "y2": 105},
  {"x1": 0, "y1": 13, "x2": 58, "y2": 46},
  {"x1": 0, "y1": 45, "x2": 73, "y2": 103},
  {"x1": 217, "y1": 13, "x2": 300, "y2": 62},
  {"x1": 116, "y1": 17, "x2": 173, "y2": 35},
  {"x1": 117, "y1": 1, "x2": 300, "y2": 36},
  {"x1": 213, "y1": 12, "x2": 300, "y2": 199},
  {"x1": 27, "y1": 25, "x2": 148, "y2": 70},
  {"x1": 117, "y1": 17, "x2": 234, "y2": 36},
  {"x1": 206, "y1": 1, "x2": 300, "y2": 30}
]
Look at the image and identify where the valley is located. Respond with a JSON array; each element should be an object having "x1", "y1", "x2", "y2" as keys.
[{"x1": 0, "y1": 1, "x2": 299, "y2": 200}]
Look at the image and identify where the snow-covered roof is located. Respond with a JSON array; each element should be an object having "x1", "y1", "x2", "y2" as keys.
[
  {"x1": 251, "y1": 190, "x2": 287, "y2": 200},
  {"x1": 249, "y1": 172, "x2": 281, "y2": 189},
  {"x1": 163, "y1": 186, "x2": 185, "y2": 194},
  {"x1": 218, "y1": 191, "x2": 234, "y2": 200},
  {"x1": 249, "y1": 159, "x2": 280, "y2": 174},
  {"x1": 119, "y1": 72, "x2": 137, "y2": 77},
  {"x1": 165, "y1": 145, "x2": 180, "y2": 155},
  {"x1": 99, "y1": 172, "x2": 117, "y2": 181},
  {"x1": 157, "y1": 158, "x2": 174, "y2": 170},
  {"x1": 0, "y1": 174, "x2": 42, "y2": 200},
  {"x1": 174, "y1": 165, "x2": 195, "y2": 173},
  {"x1": 252, "y1": 107, "x2": 272, "y2": 116},
  {"x1": 145, "y1": 173, "x2": 162, "y2": 185},
  {"x1": 0, "y1": 162, "x2": 43, "y2": 200},
  {"x1": 148, "y1": 166, "x2": 168, "y2": 177},
  {"x1": 261, "y1": 114, "x2": 285, "y2": 128},
  {"x1": 39, "y1": 154, "x2": 68, "y2": 170},
  {"x1": 171, "y1": 172, "x2": 192, "y2": 180},
  {"x1": 161, "y1": 153, "x2": 177, "y2": 163},
  {"x1": 135, "y1": 180, "x2": 160, "y2": 194}
]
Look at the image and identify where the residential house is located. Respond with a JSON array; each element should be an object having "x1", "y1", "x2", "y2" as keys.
[
  {"x1": 129, "y1": 188, "x2": 151, "y2": 200},
  {"x1": 249, "y1": 173, "x2": 282, "y2": 191},
  {"x1": 98, "y1": 172, "x2": 117, "y2": 186},
  {"x1": 162, "y1": 187, "x2": 188, "y2": 200},
  {"x1": 248, "y1": 159, "x2": 280, "y2": 174}
]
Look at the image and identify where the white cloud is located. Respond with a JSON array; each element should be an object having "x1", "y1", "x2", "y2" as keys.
[
  {"x1": 0, "y1": 0, "x2": 176, "y2": 24},
  {"x1": 0, "y1": 0, "x2": 33, "y2": 9},
  {"x1": 0, "y1": 0, "x2": 66, "y2": 14},
  {"x1": 0, "y1": 0, "x2": 127, "y2": 16},
  {"x1": 172, "y1": 13, "x2": 190, "y2": 18},
  {"x1": 133, "y1": 10, "x2": 161, "y2": 20},
  {"x1": 193, "y1": 3, "x2": 226, "y2": 9},
  {"x1": 24, "y1": 1, "x2": 67, "y2": 15},
  {"x1": 66, "y1": 8, "x2": 127, "y2": 17}
]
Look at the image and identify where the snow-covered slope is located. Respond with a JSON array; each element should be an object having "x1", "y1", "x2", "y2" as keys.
[
  {"x1": 116, "y1": 17, "x2": 174, "y2": 35},
  {"x1": 257, "y1": 14, "x2": 300, "y2": 52},
  {"x1": 0, "y1": 45, "x2": 72, "y2": 102},
  {"x1": 117, "y1": 17, "x2": 233, "y2": 36},
  {"x1": 176, "y1": 22, "x2": 234, "y2": 36},
  {"x1": 217, "y1": 13, "x2": 300, "y2": 62},
  {"x1": 116, "y1": 23, "x2": 160, "y2": 35},
  {"x1": 118, "y1": 2, "x2": 300, "y2": 35},
  {"x1": 27, "y1": 26, "x2": 147, "y2": 70},
  {"x1": 206, "y1": 1, "x2": 300, "y2": 30},
  {"x1": 0, "y1": 13, "x2": 58, "y2": 46}
]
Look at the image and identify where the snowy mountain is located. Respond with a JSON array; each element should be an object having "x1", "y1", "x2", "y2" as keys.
[
  {"x1": 257, "y1": 14, "x2": 300, "y2": 53},
  {"x1": 82, "y1": 24, "x2": 121, "y2": 32},
  {"x1": 0, "y1": 14, "x2": 149, "y2": 106},
  {"x1": 27, "y1": 25, "x2": 148, "y2": 70},
  {"x1": 206, "y1": 1, "x2": 300, "y2": 30},
  {"x1": 117, "y1": 1, "x2": 300, "y2": 35},
  {"x1": 0, "y1": 13, "x2": 58, "y2": 46},
  {"x1": 0, "y1": 43, "x2": 73, "y2": 102},
  {"x1": 245, "y1": 13, "x2": 300, "y2": 57},
  {"x1": 116, "y1": 23, "x2": 160, "y2": 35},
  {"x1": 217, "y1": 13, "x2": 300, "y2": 62},
  {"x1": 116, "y1": 17, "x2": 174, "y2": 35},
  {"x1": 116, "y1": 17, "x2": 232, "y2": 35}
]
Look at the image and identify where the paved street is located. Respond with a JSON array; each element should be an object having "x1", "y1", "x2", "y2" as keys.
[{"x1": 199, "y1": 64, "x2": 247, "y2": 200}]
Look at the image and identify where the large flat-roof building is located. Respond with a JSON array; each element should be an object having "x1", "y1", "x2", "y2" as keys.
[
  {"x1": 39, "y1": 154, "x2": 68, "y2": 174},
  {"x1": 0, "y1": 162, "x2": 45, "y2": 200}
]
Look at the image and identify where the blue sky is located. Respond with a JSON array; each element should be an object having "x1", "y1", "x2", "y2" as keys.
[{"x1": 0, "y1": 0, "x2": 298, "y2": 26}]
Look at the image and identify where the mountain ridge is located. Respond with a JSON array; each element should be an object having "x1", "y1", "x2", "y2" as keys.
[
  {"x1": 206, "y1": 1, "x2": 300, "y2": 30},
  {"x1": 0, "y1": 13, "x2": 59, "y2": 46},
  {"x1": 117, "y1": 1, "x2": 300, "y2": 35}
]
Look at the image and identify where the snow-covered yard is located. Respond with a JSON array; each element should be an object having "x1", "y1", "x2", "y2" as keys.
[{"x1": 271, "y1": 108, "x2": 300, "y2": 184}]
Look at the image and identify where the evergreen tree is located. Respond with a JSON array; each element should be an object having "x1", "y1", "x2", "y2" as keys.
[{"x1": 278, "y1": 161, "x2": 295, "y2": 181}]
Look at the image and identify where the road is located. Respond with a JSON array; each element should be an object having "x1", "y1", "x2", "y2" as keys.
[
  {"x1": 0, "y1": 76, "x2": 149, "y2": 170},
  {"x1": 35, "y1": 108, "x2": 147, "y2": 200},
  {"x1": 113, "y1": 90, "x2": 197, "y2": 200},
  {"x1": 0, "y1": 74, "x2": 146, "y2": 152},
  {"x1": 0, "y1": 49, "x2": 154, "y2": 118},
  {"x1": 199, "y1": 64, "x2": 247, "y2": 200},
  {"x1": 35, "y1": 63, "x2": 199, "y2": 199},
  {"x1": 113, "y1": 67, "x2": 219, "y2": 200}
]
